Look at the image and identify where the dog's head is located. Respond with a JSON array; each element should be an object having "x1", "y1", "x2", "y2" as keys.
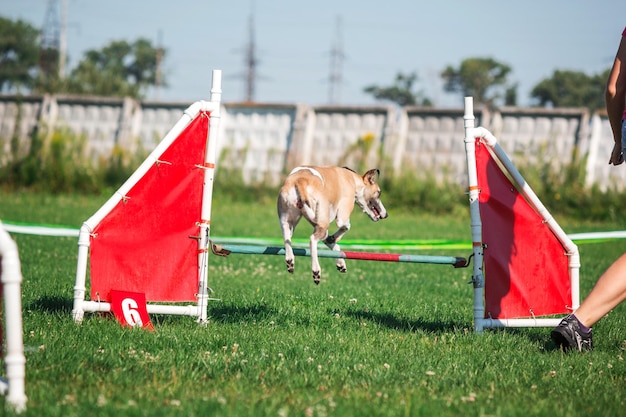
[{"x1": 356, "y1": 168, "x2": 388, "y2": 222}]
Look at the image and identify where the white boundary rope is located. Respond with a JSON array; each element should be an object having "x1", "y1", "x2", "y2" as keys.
[{"x1": 3, "y1": 222, "x2": 626, "y2": 244}]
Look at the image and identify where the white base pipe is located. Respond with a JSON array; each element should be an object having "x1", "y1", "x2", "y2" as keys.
[
  {"x1": 477, "y1": 318, "x2": 563, "y2": 329},
  {"x1": 79, "y1": 301, "x2": 200, "y2": 317}
]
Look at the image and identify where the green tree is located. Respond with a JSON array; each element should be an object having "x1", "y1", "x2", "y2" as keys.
[
  {"x1": 65, "y1": 38, "x2": 165, "y2": 99},
  {"x1": 504, "y1": 84, "x2": 518, "y2": 106},
  {"x1": 363, "y1": 71, "x2": 432, "y2": 106},
  {"x1": 0, "y1": 16, "x2": 40, "y2": 92},
  {"x1": 441, "y1": 57, "x2": 515, "y2": 107},
  {"x1": 530, "y1": 69, "x2": 606, "y2": 111}
]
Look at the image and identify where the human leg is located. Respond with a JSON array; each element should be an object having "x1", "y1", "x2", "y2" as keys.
[
  {"x1": 551, "y1": 253, "x2": 626, "y2": 351},
  {"x1": 573, "y1": 252, "x2": 626, "y2": 327}
]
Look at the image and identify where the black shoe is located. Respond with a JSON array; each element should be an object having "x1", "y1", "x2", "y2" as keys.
[{"x1": 551, "y1": 315, "x2": 593, "y2": 352}]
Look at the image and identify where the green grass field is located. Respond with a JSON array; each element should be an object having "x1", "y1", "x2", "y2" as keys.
[{"x1": 1, "y1": 190, "x2": 626, "y2": 416}]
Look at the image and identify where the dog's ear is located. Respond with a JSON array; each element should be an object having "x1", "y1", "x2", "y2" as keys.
[{"x1": 363, "y1": 169, "x2": 380, "y2": 184}]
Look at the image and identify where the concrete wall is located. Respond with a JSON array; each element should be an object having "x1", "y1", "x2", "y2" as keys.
[{"x1": 0, "y1": 94, "x2": 622, "y2": 190}]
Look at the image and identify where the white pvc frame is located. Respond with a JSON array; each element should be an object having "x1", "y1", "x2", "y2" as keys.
[
  {"x1": 72, "y1": 70, "x2": 222, "y2": 324},
  {"x1": 463, "y1": 97, "x2": 580, "y2": 332},
  {"x1": 0, "y1": 222, "x2": 27, "y2": 412}
]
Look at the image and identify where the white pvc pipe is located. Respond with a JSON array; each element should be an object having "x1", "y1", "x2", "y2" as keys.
[
  {"x1": 71, "y1": 224, "x2": 91, "y2": 323},
  {"x1": 79, "y1": 300, "x2": 199, "y2": 316},
  {"x1": 463, "y1": 97, "x2": 486, "y2": 333},
  {"x1": 463, "y1": 97, "x2": 580, "y2": 332},
  {"x1": 0, "y1": 222, "x2": 27, "y2": 412},
  {"x1": 476, "y1": 318, "x2": 563, "y2": 328},
  {"x1": 73, "y1": 70, "x2": 223, "y2": 324},
  {"x1": 81, "y1": 100, "x2": 207, "y2": 233},
  {"x1": 197, "y1": 69, "x2": 222, "y2": 323},
  {"x1": 472, "y1": 126, "x2": 581, "y2": 312},
  {"x1": 0, "y1": 224, "x2": 78, "y2": 237}
]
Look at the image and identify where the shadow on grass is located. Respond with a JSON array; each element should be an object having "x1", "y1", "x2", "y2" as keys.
[
  {"x1": 499, "y1": 327, "x2": 563, "y2": 352},
  {"x1": 28, "y1": 295, "x2": 73, "y2": 314},
  {"x1": 348, "y1": 308, "x2": 567, "y2": 350},
  {"x1": 209, "y1": 303, "x2": 276, "y2": 323},
  {"x1": 343, "y1": 308, "x2": 463, "y2": 333}
]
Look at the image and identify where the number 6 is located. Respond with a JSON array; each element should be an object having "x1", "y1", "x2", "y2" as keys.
[{"x1": 121, "y1": 297, "x2": 144, "y2": 327}]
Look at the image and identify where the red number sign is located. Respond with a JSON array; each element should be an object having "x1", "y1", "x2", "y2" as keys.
[{"x1": 110, "y1": 290, "x2": 154, "y2": 330}]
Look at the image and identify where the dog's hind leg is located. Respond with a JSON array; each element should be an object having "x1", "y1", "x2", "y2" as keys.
[
  {"x1": 277, "y1": 192, "x2": 301, "y2": 274},
  {"x1": 310, "y1": 224, "x2": 329, "y2": 284},
  {"x1": 280, "y1": 218, "x2": 296, "y2": 273}
]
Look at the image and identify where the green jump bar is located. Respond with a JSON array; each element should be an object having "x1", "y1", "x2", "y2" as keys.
[{"x1": 213, "y1": 244, "x2": 468, "y2": 268}]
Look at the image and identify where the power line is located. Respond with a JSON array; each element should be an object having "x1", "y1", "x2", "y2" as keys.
[
  {"x1": 243, "y1": 13, "x2": 258, "y2": 102},
  {"x1": 155, "y1": 30, "x2": 164, "y2": 101},
  {"x1": 41, "y1": 0, "x2": 60, "y2": 50},
  {"x1": 40, "y1": 0, "x2": 67, "y2": 79},
  {"x1": 59, "y1": 0, "x2": 67, "y2": 78},
  {"x1": 327, "y1": 16, "x2": 345, "y2": 104},
  {"x1": 231, "y1": 1, "x2": 265, "y2": 102}
]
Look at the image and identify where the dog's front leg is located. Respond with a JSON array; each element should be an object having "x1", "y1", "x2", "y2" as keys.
[{"x1": 324, "y1": 221, "x2": 350, "y2": 273}]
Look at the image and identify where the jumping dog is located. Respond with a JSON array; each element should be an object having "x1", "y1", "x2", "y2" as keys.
[{"x1": 277, "y1": 166, "x2": 388, "y2": 284}]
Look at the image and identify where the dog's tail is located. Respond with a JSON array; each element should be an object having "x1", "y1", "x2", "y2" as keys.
[
  {"x1": 294, "y1": 182, "x2": 316, "y2": 220},
  {"x1": 294, "y1": 184, "x2": 305, "y2": 209}
]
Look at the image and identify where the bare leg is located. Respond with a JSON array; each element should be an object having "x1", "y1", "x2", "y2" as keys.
[{"x1": 574, "y1": 253, "x2": 626, "y2": 327}]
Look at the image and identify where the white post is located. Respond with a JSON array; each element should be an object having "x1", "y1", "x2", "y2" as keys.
[
  {"x1": 463, "y1": 97, "x2": 485, "y2": 333},
  {"x1": 0, "y1": 223, "x2": 27, "y2": 412},
  {"x1": 197, "y1": 70, "x2": 223, "y2": 323},
  {"x1": 72, "y1": 224, "x2": 92, "y2": 322}
]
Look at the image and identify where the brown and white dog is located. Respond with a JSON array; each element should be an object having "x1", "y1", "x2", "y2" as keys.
[{"x1": 277, "y1": 166, "x2": 388, "y2": 284}]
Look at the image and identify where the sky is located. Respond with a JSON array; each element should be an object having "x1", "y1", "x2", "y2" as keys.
[{"x1": 1, "y1": 0, "x2": 624, "y2": 107}]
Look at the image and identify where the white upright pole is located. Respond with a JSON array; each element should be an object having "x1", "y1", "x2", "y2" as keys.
[
  {"x1": 197, "y1": 70, "x2": 222, "y2": 323},
  {"x1": 463, "y1": 97, "x2": 485, "y2": 333},
  {"x1": 72, "y1": 224, "x2": 92, "y2": 322},
  {"x1": 0, "y1": 223, "x2": 27, "y2": 412}
]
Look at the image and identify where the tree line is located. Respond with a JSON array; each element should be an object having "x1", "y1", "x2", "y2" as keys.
[
  {"x1": 0, "y1": 16, "x2": 609, "y2": 110},
  {"x1": 0, "y1": 16, "x2": 163, "y2": 100},
  {"x1": 365, "y1": 60, "x2": 608, "y2": 111}
]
